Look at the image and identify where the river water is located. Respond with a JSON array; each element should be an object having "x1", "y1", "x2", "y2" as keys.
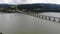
[{"x1": 0, "y1": 13, "x2": 60, "y2": 34}]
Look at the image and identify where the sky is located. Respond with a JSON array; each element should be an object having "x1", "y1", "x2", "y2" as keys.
[{"x1": 0, "y1": 0, "x2": 60, "y2": 4}]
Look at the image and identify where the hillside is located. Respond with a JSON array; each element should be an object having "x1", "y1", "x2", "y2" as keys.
[{"x1": 17, "y1": 3, "x2": 60, "y2": 12}]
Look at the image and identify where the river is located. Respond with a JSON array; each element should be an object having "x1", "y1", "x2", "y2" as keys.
[{"x1": 0, "y1": 13, "x2": 60, "y2": 34}]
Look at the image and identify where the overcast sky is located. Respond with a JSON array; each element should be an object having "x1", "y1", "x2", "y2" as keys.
[{"x1": 0, "y1": 0, "x2": 60, "y2": 4}]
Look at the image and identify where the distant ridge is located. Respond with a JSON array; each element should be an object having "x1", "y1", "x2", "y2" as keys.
[
  {"x1": 17, "y1": 3, "x2": 60, "y2": 12},
  {"x1": 0, "y1": 4, "x2": 16, "y2": 8}
]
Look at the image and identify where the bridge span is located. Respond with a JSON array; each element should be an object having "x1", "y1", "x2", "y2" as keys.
[{"x1": 21, "y1": 11, "x2": 60, "y2": 23}]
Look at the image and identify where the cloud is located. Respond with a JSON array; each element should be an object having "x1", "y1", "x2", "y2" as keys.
[
  {"x1": 0, "y1": 0, "x2": 60, "y2": 4},
  {"x1": 8, "y1": 0, "x2": 27, "y2": 4},
  {"x1": 31, "y1": 0, "x2": 60, "y2": 4},
  {"x1": 0, "y1": 0, "x2": 28, "y2": 4}
]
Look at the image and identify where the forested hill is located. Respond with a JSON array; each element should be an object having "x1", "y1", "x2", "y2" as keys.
[{"x1": 17, "y1": 3, "x2": 60, "y2": 12}]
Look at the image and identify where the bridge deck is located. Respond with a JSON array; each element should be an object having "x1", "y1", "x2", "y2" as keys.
[{"x1": 21, "y1": 11, "x2": 60, "y2": 23}]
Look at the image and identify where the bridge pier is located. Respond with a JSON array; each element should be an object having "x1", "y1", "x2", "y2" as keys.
[
  {"x1": 54, "y1": 18, "x2": 60, "y2": 22},
  {"x1": 57, "y1": 19, "x2": 60, "y2": 22},
  {"x1": 53, "y1": 18, "x2": 55, "y2": 21},
  {"x1": 46, "y1": 17, "x2": 50, "y2": 20},
  {"x1": 50, "y1": 17, "x2": 55, "y2": 21},
  {"x1": 40, "y1": 16, "x2": 42, "y2": 18},
  {"x1": 43, "y1": 16, "x2": 46, "y2": 19},
  {"x1": 38, "y1": 16, "x2": 40, "y2": 18},
  {"x1": 42, "y1": 16, "x2": 43, "y2": 19}
]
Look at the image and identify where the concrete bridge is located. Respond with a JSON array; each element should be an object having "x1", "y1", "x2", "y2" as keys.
[
  {"x1": 8, "y1": 9, "x2": 60, "y2": 23},
  {"x1": 20, "y1": 11, "x2": 60, "y2": 23}
]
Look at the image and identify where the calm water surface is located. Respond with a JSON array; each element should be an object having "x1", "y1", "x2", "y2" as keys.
[{"x1": 0, "y1": 13, "x2": 60, "y2": 34}]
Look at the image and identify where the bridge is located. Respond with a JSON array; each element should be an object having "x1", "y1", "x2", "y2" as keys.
[
  {"x1": 7, "y1": 5, "x2": 60, "y2": 22},
  {"x1": 8, "y1": 9, "x2": 60, "y2": 23},
  {"x1": 19, "y1": 10, "x2": 60, "y2": 23}
]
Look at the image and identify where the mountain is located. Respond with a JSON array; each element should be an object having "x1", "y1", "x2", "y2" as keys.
[
  {"x1": 18, "y1": 3, "x2": 60, "y2": 9},
  {"x1": 0, "y1": 4, "x2": 15, "y2": 8},
  {"x1": 17, "y1": 3, "x2": 60, "y2": 12}
]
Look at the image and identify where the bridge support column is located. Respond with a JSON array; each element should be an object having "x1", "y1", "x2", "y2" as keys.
[
  {"x1": 58, "y1": 19, "x2": 60, "y2": 22},
  {"x1": 44, "y1": 16, "x2": 47, "y2": 19},
  {"x1": 41, "y1": 16, "x2": 43, "y2": 19},
  {"x1": 53, "y1": 18, "x2": 55, "y2": 21},
  {"x1": 38, "y1": 16, "x2": 40, "y2": 18},
  {"x1": 49, "y1": 17, "x2": 50, "y2": 20},
  {"x1": 43, "y1": 16, "x2": 46, "y2": 19}
]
